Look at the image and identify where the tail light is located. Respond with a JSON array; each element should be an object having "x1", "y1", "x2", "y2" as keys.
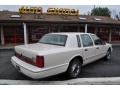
[{"x1": 36, "y1": 56, "x2": 44, "y2": 68}]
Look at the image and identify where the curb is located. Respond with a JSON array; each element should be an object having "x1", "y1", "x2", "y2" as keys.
[
  {"x1": 0, "y1": 79, "x2": 63, "y2": 85},
  {"x1": 1, "y1": 77, "x2": 120, "y2": 85},
  {"x1": 0, "y1": 47, "x2": 14, "y2": 50},
  {"x1": 65, "y1": 77, "x2": 120, "y2": 85}
]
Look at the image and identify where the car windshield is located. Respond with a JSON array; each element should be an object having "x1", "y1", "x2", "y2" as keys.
[{"x1": 38, "y1": 34, "x2": 67, "y2": 46}]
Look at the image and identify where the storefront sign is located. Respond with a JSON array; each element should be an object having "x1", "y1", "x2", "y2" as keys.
[
  {"x1": 19, "y1": 6, "x2": 79, "y2": 16},
  {"x1": 19, "y1": 6, "x2": 42, "y2": 14},
  {"x1": 47, "y1": 8, "x2": 79, "y2": 16}
]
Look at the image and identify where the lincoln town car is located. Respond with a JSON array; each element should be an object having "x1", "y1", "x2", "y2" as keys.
[{"x1": 11, "y1": 33, "x2": 112, "y2": 79}]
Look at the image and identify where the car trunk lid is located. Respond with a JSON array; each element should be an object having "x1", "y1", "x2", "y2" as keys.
[{"x1": 14, "y1": 43, "x2": 64, "y2": 66}]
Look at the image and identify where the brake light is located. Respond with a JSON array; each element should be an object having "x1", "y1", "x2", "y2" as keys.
[{"x1": 36, "y1": 56, "x2": 44, "y2": 68}]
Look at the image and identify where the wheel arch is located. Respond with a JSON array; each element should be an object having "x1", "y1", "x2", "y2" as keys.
[
  {"x1": 66, "y1": 55, "x2": 83, "y2": 78},
  {"x1": 69, "y1": 55, "x2": 84, "y2": 65},
  {"x1": 108, "y1": 47, "x2": 112, "y2": 52}
]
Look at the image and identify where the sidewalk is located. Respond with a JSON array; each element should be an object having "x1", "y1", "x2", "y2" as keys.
[
  {"x1": 0, "y1": 46, "x2": 14, "y2": 50},
  {"x1": 1, "y1": 77, "x2": 120, "y2": 85},
  {"x1": 0, "y1": 44, "x2": 15, "y2": 50}
]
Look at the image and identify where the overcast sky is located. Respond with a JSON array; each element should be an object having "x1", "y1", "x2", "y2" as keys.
[{"x1": 0, "y1": 5, "x2": 120, "y2": 17}]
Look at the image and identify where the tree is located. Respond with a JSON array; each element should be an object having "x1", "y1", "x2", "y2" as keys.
[
  {"x1": 91, "y1": 7, "x2": 111, "y2": 17},
  {"x1": 115, "y1": 12, "x2": 120, "y2": 20}
]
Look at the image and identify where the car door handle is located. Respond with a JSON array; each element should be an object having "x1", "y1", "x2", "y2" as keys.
[
  {"x1": 96, "y1": 47, "x2": 99, "y2": 49},
  {"x1": 84, "y1": 49, "x2": 88, "y2": 51}
]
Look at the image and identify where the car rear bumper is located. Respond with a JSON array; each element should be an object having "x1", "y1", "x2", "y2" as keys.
[{"x1": 11, "y1": 56, "x2": 68, "y2": 79}]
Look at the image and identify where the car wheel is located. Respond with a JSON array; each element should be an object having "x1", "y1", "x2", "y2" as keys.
[
  {"x1": 105, "y1": 49, "x2": 111, "y2": 61},
  {"x1": 67, "y1": 58, "x2": 82, "y2": 78}
]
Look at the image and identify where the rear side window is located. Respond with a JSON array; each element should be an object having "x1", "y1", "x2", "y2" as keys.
[{"x1": 81, "y1": 34, "x2": 93, "y2": 47}]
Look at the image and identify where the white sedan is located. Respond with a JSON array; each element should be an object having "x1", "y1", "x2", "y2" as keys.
[{"x1": 11, "y1": 33, "x2": 112, "y2": 79}]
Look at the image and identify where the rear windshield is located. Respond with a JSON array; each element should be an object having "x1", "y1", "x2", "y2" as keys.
[{"x1": 38, "y1": 34, "x2": 67, "y2": 46}]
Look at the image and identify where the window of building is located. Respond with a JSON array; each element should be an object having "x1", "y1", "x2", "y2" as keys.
[
  {"x1": 111, "y1": 29, "x2": 120, "y2": 42},
  {"x1": 79, "y1": 17, "x2": 87, "y2": 20},
  {"x1": 94, "y1": 18, "x2": 102, "y2": 21},
  {"x1": 10, "y1": 15, "x2": 21, "y2": 18}
]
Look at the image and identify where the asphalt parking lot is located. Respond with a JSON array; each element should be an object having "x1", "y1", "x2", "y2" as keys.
[{"x1": 0, "y1": 46, "x2": 120, "y2": 81}]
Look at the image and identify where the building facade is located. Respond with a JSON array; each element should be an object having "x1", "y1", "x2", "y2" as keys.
[{"x1": 0, "y1": 10, "x2": 120, "y2": 46}]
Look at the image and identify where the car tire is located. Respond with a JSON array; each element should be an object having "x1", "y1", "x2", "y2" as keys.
[
  {"x1": 104, "y1": 49, "x2": 111, "y2": 61},
  {"x1": 67, "y1": 58, "x2": 82, "y2": 79}
]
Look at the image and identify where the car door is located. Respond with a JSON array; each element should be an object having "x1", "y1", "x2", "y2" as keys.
[
  {"x1": 80, "y1": 34, "x2": 96, "y2": 64},
  {"x1": 91, "y1": 34, "x2": 106, "y2": 60}
]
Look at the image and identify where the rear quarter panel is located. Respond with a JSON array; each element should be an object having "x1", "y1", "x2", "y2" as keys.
[{"x1": 42, "y1": 47, "x2": 84, "y2": 72}]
